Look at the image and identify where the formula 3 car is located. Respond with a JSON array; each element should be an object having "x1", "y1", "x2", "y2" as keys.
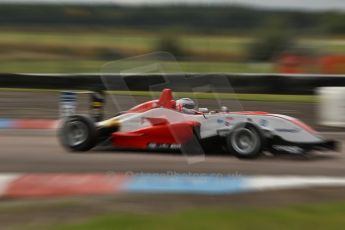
[{"x1": 58, "y1": 88, "x2": 338, "y2": 159}]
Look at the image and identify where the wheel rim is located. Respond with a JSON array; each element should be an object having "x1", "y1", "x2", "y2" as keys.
[
  {"x1": 231, "y1": 128, "x2": 258, "y2": 155},
  {"x1": 66, "y1": 121, "x2": 88, "y2": 146}
]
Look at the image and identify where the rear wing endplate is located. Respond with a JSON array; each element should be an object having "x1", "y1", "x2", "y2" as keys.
[{"x1": 59, "y1": 90, "x2": 105, "y2": 121}]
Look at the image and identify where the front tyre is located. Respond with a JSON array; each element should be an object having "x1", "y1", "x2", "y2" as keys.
[
  {"x1": 59, "y1": 115, "x2": 98, "y2": 152},
  {"x1": 226, "y1": 124, "x2": 263, "y2": 159}
]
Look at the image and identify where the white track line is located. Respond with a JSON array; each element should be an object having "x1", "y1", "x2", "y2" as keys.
[
  {"x1": 246, "y1": 176, "x2": 345, "y2": 192},
  {"x1": 0, "y1": 174, "x2": 21, "y2": 196}
]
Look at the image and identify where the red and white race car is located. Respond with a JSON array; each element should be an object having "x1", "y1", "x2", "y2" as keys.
[{"x1": 59, "y1": 88, "x2": 337, "y2": 159}]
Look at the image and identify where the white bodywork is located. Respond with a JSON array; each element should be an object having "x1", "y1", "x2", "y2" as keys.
[{"x1": 108, "y1": 108, "x2": 323, "y2": 144}]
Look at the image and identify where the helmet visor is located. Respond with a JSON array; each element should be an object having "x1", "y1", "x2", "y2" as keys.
[{"x1": 183, "y1": 103, "x2": 195, "y2": 109}]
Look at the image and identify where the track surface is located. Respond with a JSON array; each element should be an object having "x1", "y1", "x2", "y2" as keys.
[
  {"x1": 0, "y1": 129, "x2": 344, "y2": 175},
  {"x1": 2, "y1": 91, "x2": 345, "y2": 229},
  {"x1": 1, "y1": 91, "x2": 345, "y2": 175}
]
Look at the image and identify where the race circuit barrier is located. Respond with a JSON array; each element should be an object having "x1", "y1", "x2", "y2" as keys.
[
  {"x1": 1, "y1": 73, "x2": 345, "y2": 95},
  {"x1": 0, "y1": 118, "x2": 58, "y2": 129},
  {"x1": 1, "y1": 173, "x2": 345, "y2": 198}
]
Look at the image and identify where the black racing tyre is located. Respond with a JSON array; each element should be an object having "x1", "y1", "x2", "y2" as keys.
[
  {"x1": 226, "y1": 124, "x2": 264, "y2": 159},
  {"x1": 59, "y1": 115, "x2": 98, "y2": 152}
]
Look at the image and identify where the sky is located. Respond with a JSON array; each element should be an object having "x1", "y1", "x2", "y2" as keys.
[{"x1": 0, "y1": 0, "x2": 344, "y2": 11}]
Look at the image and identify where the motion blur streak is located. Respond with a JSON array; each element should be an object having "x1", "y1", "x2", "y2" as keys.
[{"x1": 2, "y1": 174, "x2": 345, "y2": 198}]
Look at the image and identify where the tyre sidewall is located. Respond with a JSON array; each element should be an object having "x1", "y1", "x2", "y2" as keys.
[
  {"x1": 59, "y1": 115, "x2": 97, "y2": 152},
  {"x1": 226, "y1": 124, "x2": 264, "y2": 159}
]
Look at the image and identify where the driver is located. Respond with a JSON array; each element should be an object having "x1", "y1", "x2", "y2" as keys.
[{"x1": 176, "y1": 98, "x2": 198, "y2": 114}]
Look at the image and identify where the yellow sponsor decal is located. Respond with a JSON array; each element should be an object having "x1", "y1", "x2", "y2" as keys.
[
  {"x1": 92, "y1": 102, "x2": 103, "y2": 107},
  {"x1": 99, "y1": 118, "x2": 120, "y2": 128}
]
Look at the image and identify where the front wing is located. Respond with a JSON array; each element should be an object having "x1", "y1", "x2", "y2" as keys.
[{"x1": 268, "y1": 135, "x2": 338, "y2": 154}]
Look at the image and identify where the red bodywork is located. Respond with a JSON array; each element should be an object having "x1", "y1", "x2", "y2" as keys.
[
  {"x1": 111, "y1": 89, "x2": 200, "y2": 149},
  {"x1": 112, "y1": 120, "x2": 199, "y2": 149},
  {"x1": 109, "y1": 88, "x2": 318, "y2": 149},
  {"x1": 127, "y1": 88, "x2": 176, "y2": 113}
]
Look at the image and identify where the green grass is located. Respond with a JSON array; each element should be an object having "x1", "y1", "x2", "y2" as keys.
[
  {"x1": 0, "y1": 88, "x2": 317, "y2": 103},
  {"x1": 0, "y1": 60, "x2": 104, "y2": 73},
  {"x1": 300, "y1": 38, "x2": 345, "y2": 54},
  {"x1": 0, "y1": 60, "x2": 273, "y2": 73},
  {"x1": 181, "y1": 36, "x2": 251, "y2": 54},
  {"x1": 21, "y1": 202, "x2": 345, "y2": 230},
  {"x1": 1, "y1": 30, "x2": 344, "y2": 60},
  {"x1": 1, "y1": 30, "x2": 344, "y2": 54},
  {"x1": 0, "y1": 30, "x2": 344, "y2": 74},
  {"x1": 0, "y1": 31, "x2": 156, "y2": 50},
  {"x1": 110, "y1": 91, "x2": 317, "y2": 103},
  {"x1": 0, "y1": 31, "x2": 249, "y2": 55}
]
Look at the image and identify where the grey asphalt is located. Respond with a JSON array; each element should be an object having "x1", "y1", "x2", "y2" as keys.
[
  {"x1": 0, "y1": 129, "x2": 344, "y2": 175},
  {"x1": 1, "y1": 91, "x2": 345, "y2": 175},
  {"x1": 2, "y1": 91, "x2": 345, "y2": 228}
]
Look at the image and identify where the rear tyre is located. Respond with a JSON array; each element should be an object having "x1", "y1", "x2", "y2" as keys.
[
  {"x1": 226, "y1": 124, "x2": 263, "y2": 159},
  {"x1": 59, "y1": 115, "x2": 98, "y2": 152}
]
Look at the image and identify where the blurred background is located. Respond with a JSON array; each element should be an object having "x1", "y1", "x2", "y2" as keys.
[
  {"x1": 1, "y1": 1, "x2": 345, "y2": 230},
  {"x1": 0, "y1": 0, "x2": 344, "y2": 74}
]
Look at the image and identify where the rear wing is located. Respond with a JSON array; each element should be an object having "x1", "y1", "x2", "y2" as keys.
[{"x1": 59, "y1": 90, "x2": 105, "y2": 122}]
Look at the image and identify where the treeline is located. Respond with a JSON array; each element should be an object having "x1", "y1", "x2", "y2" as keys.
[{"x1": 0, "y1": 4, "x2": 344, "y2": 35}]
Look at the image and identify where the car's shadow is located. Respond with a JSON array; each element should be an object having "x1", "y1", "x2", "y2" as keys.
[
  {"x1": 260, "y1": 152, "x2": 338, "y2": 161},
  {"x1": 90, "y1": 144, "x2": 338, "y2": 162}
]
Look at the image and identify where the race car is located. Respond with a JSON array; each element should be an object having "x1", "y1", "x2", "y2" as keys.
[{"x1": 58, "y1": 88, "x2": 338, "y2": 159}]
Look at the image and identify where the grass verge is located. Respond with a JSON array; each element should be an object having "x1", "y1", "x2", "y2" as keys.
[
  {"x1": 109, "y1": 91, "x2": 317, "y2": 103},
  {"x1": 0, "y1": 88, "x2": 317, "y2": 103},
  {"x1": 0, "y1": 60, "x2": 273, "y2": 73},
  {"x1": 22, "y1": 202, "x2": 345, "y2": 230}
]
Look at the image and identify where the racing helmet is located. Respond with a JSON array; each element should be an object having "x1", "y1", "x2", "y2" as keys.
[{"x1": 176, "y1": 98, "x2": 196, "y2": 113}]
